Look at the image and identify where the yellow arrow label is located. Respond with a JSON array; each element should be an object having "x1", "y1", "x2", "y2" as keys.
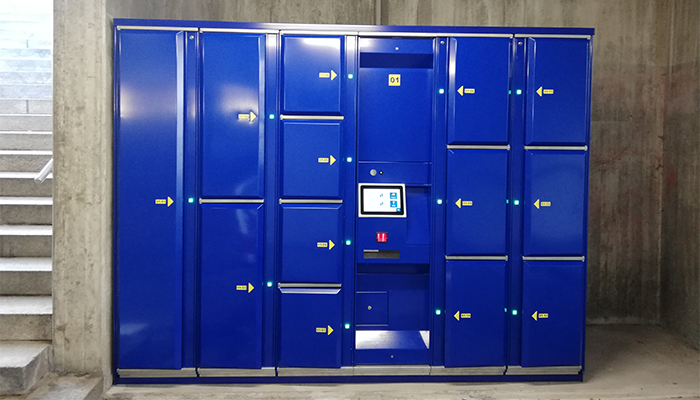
[
  {"x1": 454, "y1": 311, "x2": 472, "y2": 321},
  {"x1": 318, "y1": 155, "x2": 337, "y2": 165},
  {"x1": 316, "y1": 327, "x2": 326, "y2": 333},
  {"x1": 319, "y1": 70, "x2": 338, "y2": 80},
  {"x1": 534, "y1": 199, "x2": 540, "y2": 209},
  {"x1": 457, "y1": 86, "x2": 475, "y2": 96},
  {"x1": 456, "y1": 198, "x2": 461, "y2": 208},
  {"x1": 155, "y1": 197, "x2": 174, "y2": 207},
  {"x1": 534, "y1": 199, "x2": 551, "y2": 209},
  {"x1": 458, "y1": 86, "x2": 463, "y2": 96},
  {"x1": 536, "y1": 87, "x2": 554, "y2": 97},
  {"x1": 532, "y1": 311, "x2": 549, "y2": 321},
  {"x1": 316, "y1": 240, "x2": 335, "y2": 250},
  {"x1": 237, "y1": 111, "x2": 257, "y2": 121},
  {"x1": 455, "y1": 198, "x2": 473, "y2": 208},
  {"x1": 454, "y1": 311, "x2": 460, "y2": 321},
  {"x1": 327, "y1": 325, "x2": 333, "y2": 335},
  {"x1": 236, "y1": 283, "x2": 254, "y2": 293},
  {"x1": 248, "y1": 283, "x2": 254, "y2": 293}
]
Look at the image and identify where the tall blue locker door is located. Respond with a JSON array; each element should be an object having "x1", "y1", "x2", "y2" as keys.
[
  {"x1": 200, "y1": 204, "x2": 264, "y2": 368},
  {"x1": 199, "y1": 32, "x2": 267, "y2": 368},
  {"x1": 521, "y1": 261, "x2": 585, "y2": 366},
  {"x1": 115, "y1": 30, "x2": 185, "y2": 369},
  {"x1": 445, "y1": 261, "x2": 506, "y2": 367}
]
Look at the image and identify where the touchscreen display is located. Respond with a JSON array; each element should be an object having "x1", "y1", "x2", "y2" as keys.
[{"x1": 359, "y1": 184, "x2": 405, "y2": 217}]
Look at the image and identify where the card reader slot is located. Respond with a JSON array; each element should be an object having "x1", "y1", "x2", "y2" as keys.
[{"x1": 364, "y1": 250, "x2": 400, "y2": 259}]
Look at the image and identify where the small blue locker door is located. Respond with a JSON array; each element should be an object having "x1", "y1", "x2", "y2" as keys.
[
  {"x1": 358, "y1": 38, "x2": 434, "y2": 162},
  {"x1": 282, "y1": 36, "x2": 343, "y2": 114},
  {"x1": 525, "y1": 38, "x2": 590, "y2": 145},
  {"x1": 445, "y1": 261, "x2": 506, "y2": 367},
  {"x1": 280, "y1": 204, "x2": 343, "y2": 283},
  {"x1": 522, "y1": 261, "x2": 585, "y2": 366},
  {"x1": 279, "y1": 288, "x2": 342, "y2": 368},
  {"x1": 116, "y1": 30, "x2": 184, "y2": 369},
  {"x1": 448, "y1": 37, "x2": 510, "y2": 144},
  {"x1": 523, "y1": 151, "x2": 587, "y2": 256},
  {"x1": 446, "y1": 149, "x2": 508, "y2": 255},
  {"x1": 199, "y1": 204, "x2": 263, "y2": 368},
  {"x1": 201, "y1": 33, "x2": 265, "y2": 199},
  {"x1": 281, "y1": 121, "x2": 342, "y2": 199}
]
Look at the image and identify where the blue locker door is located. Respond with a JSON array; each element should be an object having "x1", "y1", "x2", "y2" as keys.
[
  {"x1": 445, "y1": 261, "x2": 506, "y2": 367},
  {"x1": 525, "y1": 38, "x2": 590, "y2": 145},
  {"x1": 523, "y1": 151, "x2": 587, "y2": 256},
  {"x1": 199, "y1": 204, "x2": 263, "y2": 368},
  {"x1": 201, "y1": 33, "x2": 265, "y2": 199},
  {"x1": 358, "y1": 38, "x2": 434, "y2": 162},
  {"x1": 446, "y1": 149, "x2": 508, "y2": 255},
  {"x1": 522, "y1": 261, "x2": 585, "y2": 366},
  {"x1": 280, "y1": 204, "x2": 343, "y2": 283},
  {"x1": 448, "y1": 37, "x2": 510, "y2": 144},
  {"x1": 116, "y1": 30, "x2": 184, "y2": 369},
  {"x1": 281, "y1": 121, "x2": 342, "y2": 199},
  {"x1": 282, "y1": 36, "x2": 343, "y2": 114},
  {"x1": 279, "y1": 288, "x2": 342, "y2": 368}
]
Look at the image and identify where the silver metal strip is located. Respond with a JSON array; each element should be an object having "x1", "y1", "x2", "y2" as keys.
[
  {"x1": 524, "y1": 145, "x2": 588, "y2": 151},
  {"x1": 277, "y1": 367, "x2": 354, "y2": 377},
  {"x1": 448, "y1": 33, "x2": 513, "y2": 38},
  {"x1": 430, "y1": 366, "x2": 505, "y2": 376},
  {"x1": 199, "y1": 198, "x2": 264, "y2": 204},
  {"x1": 506, "y1": 365, "x2": 581, "y2": 375},
  {"x1": 280, "y1": 30, "x2": 358, "y2": 36},
  {"x1": 117, "y1": 26, "x2": 198, "y2": 32},
  {"x1": 117, "y1": 368, "x2": 197, "y2": 378},
  {"x1": 448, "y1": 145, "x2": 511, "y2": 150},
  {"x1": 280, "y1": 115, "x2": 345, "y2": 121},
  {"x1": 279, "y1": 287, "x2": 341, "y2": 295},
  {"x1": 279, "y1": 199, "x2": 343, "y2": 204},
  {"x1": 514, "y1": 34, "x2": 591, "y2": 39},
  {"x1": 198, "y1": 368, "x2": 275, "y2": 377},
  {"x1": 446, "y1": 255, "x2": 508, "y2": 261},
  {"x1": 522, "y1": 256, "x2": 585, "y2": 262},
  {"x1": 360, "y1": 31, "x2": 437, "y2": 37},
  {"x1": 353, "y1": 365, "x2": 431, "y2": 376},
  {"x1": 200, "y1": 28, "x2": 278, "y2": 34},
  {"x1": 278, "y1": 283, "x2": 342, "y2": 288}
]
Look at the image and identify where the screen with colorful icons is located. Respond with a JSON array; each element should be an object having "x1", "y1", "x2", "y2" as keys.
[{"x1": 359, "y1": 184, "x2": 406, "y2": 217}]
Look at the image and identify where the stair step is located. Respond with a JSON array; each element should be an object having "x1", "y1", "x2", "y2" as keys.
[
  {"x1": 0, "y1": 114, "x2": 52, "y2": 131},
  {"x1": 0, "y1": 48, "x2": 51, "y2": 60},
  {"x1": 0, "y1": 21, "x2": 52, "y2": 34},
  {"x1": 0, "y1": 12, "x2": 52, "y2": 23},
  {"x1": 0, "y1": 84, "x2": 52, "y2": 99},
  {"x1": 0, "y1": 225, "x2": 52, "y2": 257},
  {"x1": 0, "y1": 132, "x2": 52, "y2": 150},
  {"x1": 0, "y1": 99, "x2": 52, "y2": 114},
  {"x1": 0, "y1": 196, "x2": 52, "y2": 224},
  {"x1": 0, "y1": 341, "x2": 50, "y2": 395},
  {"x1": 0, "y1": 38, "x2": 52, "y2": 49},
  {"x1": 0, "y1": 258, "x2": 51, "y2": 295},
  {"x1": 0, "y1": 296, "x2": 52, "y2": 340},
  {"x1": 0, "y1": 58, "x2": 51, "y2": 72},
  {"x1": 0, "y1": 150, "x2": 52, "y2": 171},
  {"x1": 25, "y1": 374, "x2": 104, "y2": 400},
  {"x1": 0, "y1": 71, "x2": 52, "y2": 85},
  {"x1": 0, "y1": 172, "x2": 52, "y2": 197}
]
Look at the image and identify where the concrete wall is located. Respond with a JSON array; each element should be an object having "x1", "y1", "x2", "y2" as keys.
[
  {"x1": 52, "y1": 0, "x2": 697, "y2": 376},
  {"x1": 660, "y1": 0, "x2": 700, "y2": 349}
]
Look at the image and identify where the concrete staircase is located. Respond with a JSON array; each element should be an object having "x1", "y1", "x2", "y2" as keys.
[{"x1": 0, "y1": 0, "x2": 54, "y2": 396}]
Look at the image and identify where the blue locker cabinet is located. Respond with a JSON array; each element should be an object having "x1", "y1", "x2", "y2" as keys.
[
  {"x1": 114, "y1": 19, "x2": 593, "y2": 383},
  {"x1": 115, "y1": 29, "x2": 185, "y2": 369},
  {"x1": 201, "y1": 33, "x2": 265, "y2": 199},
  {"x1": 448, "y1": 37, "x2": 510, "y2": 144},
  {"x1": 279, "y1": 288, "x2": 342, "y2": 368},
  {"x1": 281, "y1": 121, "x2": 342, "y2": 199},
  {"x1": 199, "y1": 204, "x2": 264, "y2": 368},
  {"x1": 445, "y1": 261, "x2": 507, "y2": 367},
  {"x1": 522, "y1": 261, "x2": 585, "y2": 367},
  {"x1": 446, "y1": 149, "x2": 508, "y2": 255}
]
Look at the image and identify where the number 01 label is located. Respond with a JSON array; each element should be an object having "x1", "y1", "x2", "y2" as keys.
[{"x1": 388, "y1": 74, "x2": 401, "y2": 86}]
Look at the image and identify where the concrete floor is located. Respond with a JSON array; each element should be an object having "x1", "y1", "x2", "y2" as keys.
[{"x1": 105, "y1": 325, "x2": 700, "y2": 400}]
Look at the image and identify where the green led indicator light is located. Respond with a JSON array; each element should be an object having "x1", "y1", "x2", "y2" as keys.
[
  {"x1": 348, "y1": 73, "x2": 354, "y2": 79},
  {"x1": 514, "y1": 200, "x2": 520, "y2": 205},
  {"x1": 346, "y1": 157, "x2": 353, "y2": 162},
  {"x1": 516, "y1": 89, "x2": 522, "y2": 95},
  {"x1": 506, "y1": 199, "x2": 509, "y2": 204},
  {"x1": 268, "y1": 114, "x2": 275, "y2": 120},
  {"x1": 504, "y1": 308, "x2": 508, "y2": 312},
  {"x1": 345, "y1": 240, "x2": 352, "y2": 246},
  {"x1": 345, "y1": 323, "x2": 351, "y2": 329},
  {"x1": 512, "y1": 310, "x2": 518, "y2": 315},
  {"x1": 439, "y1": 88, "x2": 445, "y2": 94},
  {"x1": 437, "y1": 199, "x2": 443, "y2": 205},
  {"x1": 188, "y1": 197, "x2": 194, "y2": 203},
  {"x1": 509, "y1": 90, "x2": 512, "y2": 94},
  {"x1": 267, "y1": 281, "x2": 272, "y2": 287},
  {"x1": 435, "y1": 309, "x2": 442, "y2": 315}
]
